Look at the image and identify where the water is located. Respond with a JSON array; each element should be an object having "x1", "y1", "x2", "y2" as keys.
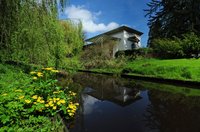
[{"x1": 69, "y1": 73, "x2": 200, "y2": 132}]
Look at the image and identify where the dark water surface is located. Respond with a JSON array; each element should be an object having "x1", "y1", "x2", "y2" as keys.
[{"x1": 69, "y1": 73, "x2": 200, "y2": 132}]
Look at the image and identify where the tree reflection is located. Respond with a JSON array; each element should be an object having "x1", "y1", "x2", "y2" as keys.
[{"x1": 144, "y1": 90, "x2": 200, "y2": 132}]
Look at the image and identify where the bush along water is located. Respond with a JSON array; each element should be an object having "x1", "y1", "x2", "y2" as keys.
[{"x1": 0, "y1": 67, "x2": 79, "y2": 131}]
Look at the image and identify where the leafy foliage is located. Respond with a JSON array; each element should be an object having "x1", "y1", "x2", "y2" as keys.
[
  {"x1": 152, "y1": 32, "x2": 200, "y2": 58},
  {"x1": 181, "y1": 32, "x2": 200, "y2": 58},
  {"x1": 0, "y1": 64, "x2": 80, "y2": 131},
  {"x1": 61, "y1": 20, "x2": 84, "y2": 57},
  {"x1": 115, "y1": 48, "x2": 154, "y2": 60},
  {"x1": 145, "y1": 0, "x2": 200, "y2": 46},
  {"x1": 0, "y1": 0, "x2": 84, "y2": 68},
  {"x1": 152, "y1": 38, "x2": 184, "y2": 59}
]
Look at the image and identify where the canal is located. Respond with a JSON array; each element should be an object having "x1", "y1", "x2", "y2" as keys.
[{"x1": 68, "y1": 73, "x2": 200, "y2": 132}]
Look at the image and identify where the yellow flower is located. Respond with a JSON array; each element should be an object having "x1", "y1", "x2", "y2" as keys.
[
  {"x1": 37, "y1": 72, "x2": 43, "y2": 77},
  {"x1": 69, "y1": 91, "x2": 76, "y2": 96},
  {"x1": 48, "y1": 101, "x2": 53, "y2": 105},
  {"x1": 69, "y1": 104, "x2": 75, "y2": 109},
  {"x1": 60, "y1": 99, "x2": 66, "y2": 104},
  {"x1": 18, "y1": 96, "x2": 24, "y2": 99},
  {"x1": 32, "y1": 95, "x2": 38, "y2": 99},
  {"x1": 37, "y1": 97, "x2": 43, "y2": 102},
  {"x1": 53, "y1": 91, "x2": 63, "y2": 94},
  {"x1": 53, "y1": 106, "x2": 57, "y2": 110},
  {"x1": 30, "y1": 71, "x2": 36, "y2": 74},
  {"x1": 71, "y1": 109, "x2": 76, "y2": 112},
  {"x1": 53, "y1": 91, "x2": 59, "y2": 94},
  {"x1": 51, "y1": 70, "x2": 59, "y2": 73},
  {"x1": 43, "y1": 67, "x2": 53, "y2": 71},
  {"x1": 75, "y1": 103, "x2": 79, "y2": 106},
  {"x1": 69, "y1": 113, "x2": 74, "y2": 117},
  {"x1": 72, "y1": 93, "x2": 76, "y2": 96},
  {"x1": 15, "y1": 89, "x2": 23, "y2": 92},
  {"x1": 33, "y1": 102, "x2": 37, "y2": 104},
  {"x1": 33, "y1": 76, "x2": 37, "y2": 80},
  {"x1": 57, "y1": 101, "x2": 61, "y2": 105},
  {"x1": 49, "y1": 103, "x2": 54, "y2": 107},
  {"x1": 2, "y1": 93, "x2": 7, "y2": 96},
  {"x1": 25, "y1": 99, "x2": 31, "y2": 104},
  {"x1": 37, "y1": 96, "x2": 42, "y2": 100},
  {"x1": 53, "y1": 98, "x2": 57, "y2": 103},
  {"x1": 40, "y1": 100, "x2": 45, "y2": 103},
  {"x1": 56, "y1": 98, "x2": 60, "y2": 101},
  {"x1": 45, "y1": 104, "x2": 49, "y2": 107}
]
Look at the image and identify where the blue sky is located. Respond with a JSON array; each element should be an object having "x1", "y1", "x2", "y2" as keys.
[{"x1": 59, "y1": 0, "x2": 151, "y2": 47}]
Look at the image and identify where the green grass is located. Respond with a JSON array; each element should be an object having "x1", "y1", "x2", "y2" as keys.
[
  {"x1": 0, "y1": 64, "x2": 30, "y2": 90},
  {"x1": 124, "y1": 58, "x2": 200, "y2": 81},
  {"x1": 88, "y1": 58, "x2": 200, "y2": 82},
  {"x1": 136, "y1": 80, "x2": 200, "y2": 96}
]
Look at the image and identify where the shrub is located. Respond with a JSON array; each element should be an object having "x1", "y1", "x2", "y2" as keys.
[
  {"x1": 81, "y1": 38, "x2": 119, "y2": 69},
  {"x1": 151, "y1": 32, "x2": 200, "y2": 59},
  {"x1": 152, "y1": 38, "x2": 184, "y2": 59},
  {"x1": 115, "y1": 48, "x2": 153, "y2": 60},
  {"x1": 181, "y1": 32, "x2": 200, "y2": 58}
]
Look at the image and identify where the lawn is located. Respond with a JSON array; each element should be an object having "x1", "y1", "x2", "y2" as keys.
[
  {"x1": 90, "y1": 58, "x2": 200, "y2": 81},
  {"x1": 124, "y1": 58, "x2": 200, "y2": 81}
]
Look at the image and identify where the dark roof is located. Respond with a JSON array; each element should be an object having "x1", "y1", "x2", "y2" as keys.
[{"x1": 86, "y1": 25, "x2": 143, "y2": 42}]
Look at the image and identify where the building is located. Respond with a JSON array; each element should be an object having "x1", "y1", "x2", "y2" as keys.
[{"x1": 85, "y1": 25, "x2": 143, "y2": 57}]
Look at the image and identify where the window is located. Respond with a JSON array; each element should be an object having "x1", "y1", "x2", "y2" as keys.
[{"x1": 132, "y1": 43, "x2": 136, "y2": 49}]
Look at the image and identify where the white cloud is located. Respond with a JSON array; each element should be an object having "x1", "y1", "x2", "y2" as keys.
[
  {"x1": 83, "y1": 94, "x2": 99, "y2": 115},
  {"x1": 65, "y1": 5, "x2": 119, "y2": 33}
]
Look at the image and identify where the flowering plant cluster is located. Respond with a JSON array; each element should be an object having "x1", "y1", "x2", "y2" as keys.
[{"x1": 0, "y1": 67, "x2": 79, "y2": 128}]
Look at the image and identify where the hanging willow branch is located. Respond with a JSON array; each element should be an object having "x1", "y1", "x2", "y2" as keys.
[{"x1": 0, "y1": 0, "x2": 84, "y2": 68}]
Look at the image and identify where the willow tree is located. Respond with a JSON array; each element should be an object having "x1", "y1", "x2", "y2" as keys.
[
  {"x1": 0, "y1": 0, "x2": 82, "y2": 69},
  {"x1": 0, "y1": 0, "x2": 66, "y2": 51}
]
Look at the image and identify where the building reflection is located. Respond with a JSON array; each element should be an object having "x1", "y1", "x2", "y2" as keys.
[
  {"x1": 70, "y1": 73, "x2": 143, "y2": 132},
  {"x1": 74, "y1": 73, "x2": 142, "y2": 107},
  {"x1": 70, "y1": 73, "x2": 200, "y2": 132}
]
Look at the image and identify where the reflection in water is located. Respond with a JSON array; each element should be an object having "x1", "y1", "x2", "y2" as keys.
[
  {"x1": 144, "y1": 90, "x2": 200, "y2": 132},
  {"x1": 69, "y1": 73, "x2": 200, "y2": 132}
]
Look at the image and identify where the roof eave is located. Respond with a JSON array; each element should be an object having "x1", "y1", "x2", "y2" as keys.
[{"x1": 85, "y1": 26, "x2": 143, "y2": 42}]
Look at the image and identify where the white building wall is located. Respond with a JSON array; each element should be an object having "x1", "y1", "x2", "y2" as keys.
[
  {"x1": 104, "y1": 30, "x2": 142, "y2": 57},
  {"x1": 110, "y1": 31, "x2": 124, "y2": 57},
  {"x1": 110, "y1": 30, "x2": 142, "y2": 57},
  {"x1": 124, "y1": 31, "x2": 133, "y2": 50}
]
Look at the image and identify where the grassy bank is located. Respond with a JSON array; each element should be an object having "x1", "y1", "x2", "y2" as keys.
[
  {"x1": 0, "y1": 63, "x2": 79, "y2": 131},
  {"x1": 89, "y1": 58, "x2": 200, "y2": 82}
]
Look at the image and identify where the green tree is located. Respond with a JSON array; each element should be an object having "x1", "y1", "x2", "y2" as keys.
[
  {"x1": 0, "y1": 0, "x2": 84, "y2": 68},
  {"x1": 145, "y1": 0, "x2": 200, "y2": 47}
]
